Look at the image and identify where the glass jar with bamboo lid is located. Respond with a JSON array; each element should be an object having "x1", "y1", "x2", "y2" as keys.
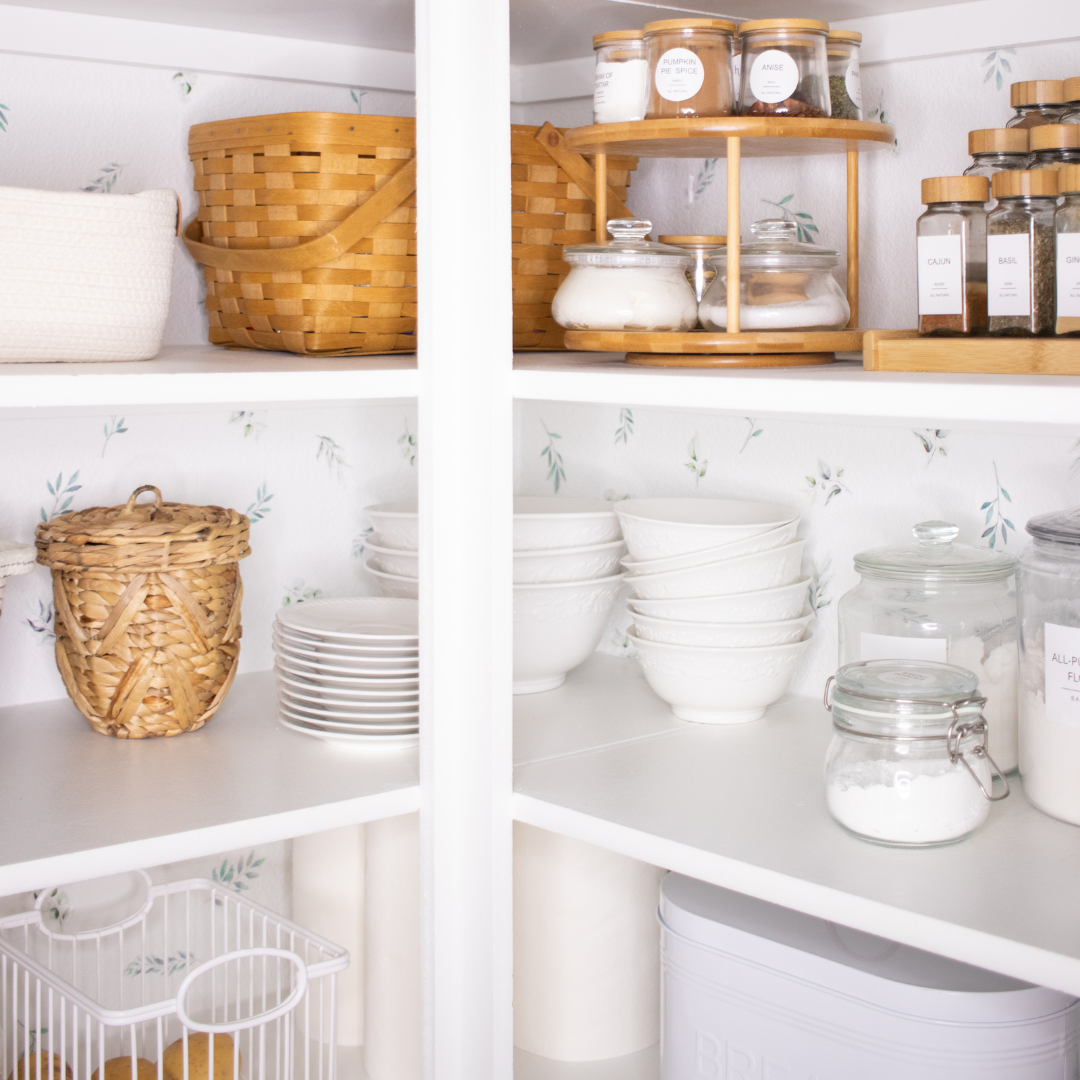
[
  {"x1": 826, "y1": 29, "x2": 862, "y2": 120},
  {"x1": 1055, "y1": 164, "x2": 1080, "y2": 336},
  {"x1": 1062, "y1": 77, "x2": 1080, "y2": 124},
  {"x1": 1029, "y1": 124, "x2": 1080, "y2": 171},
  {"x1": 916, "y1": 176, "x2": 989, "y2": 336},
  {"x1": 658, "y1": 235, "x2": 727, "y2": 314},
  {"x1": 737, "y1": 19, "x2": 831, "y2": 117},
  {"x1": 593, "y1": 30, "x2": 649, "y2": 124},
  {"x1": 1007, "y1": 80, "x2": 1066, "y2": 129},
  {"x1": 964, "y1": 128, "x2": 1030, "y2": 179},
  {"x1": 643, "y1": 18, "x2": 736, "y2": 120}
]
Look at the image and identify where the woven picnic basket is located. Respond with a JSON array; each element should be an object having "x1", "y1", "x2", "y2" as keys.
[
  {"x1": 35, "y1": 485, "x2": 251, "y2": 738},
  {"x1": 183, "y1": 113, "x2": 636, "y2": 355}
]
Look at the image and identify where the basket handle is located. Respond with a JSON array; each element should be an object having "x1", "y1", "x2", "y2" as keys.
[
  {"x1": 182, "y1": 155, "x2": 417, "y2": 273},
  {"x1": 533, "y1": 122, "x2": 633, "y2": 220},
  {"x1": 125, "y1": 485, "x2": 164, "y2": 513}
]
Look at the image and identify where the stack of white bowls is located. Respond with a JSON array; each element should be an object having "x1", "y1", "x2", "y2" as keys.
[
  {"x1": 364, "y1": 498, "x2": 420, "y2": 599},
  {"x1": 273, "y1": 597, "x2": 419, "y2": 747},
  {"x1": 513, "y1": 497, "x2": 626, "y2": 695},
  {"x1": 616, "y1": 499, "x2": 812, "y2": 724}
]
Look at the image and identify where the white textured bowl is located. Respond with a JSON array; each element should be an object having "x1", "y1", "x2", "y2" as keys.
[
  {"x1": 365, "y1": 498, "x2": 418, "y2": 550},
  {"x1": 365, "y1": 540, "x2": 419, "y2": 578},
  {"x1": 615, "y1": 499, "x2": 798, "y2": 560},
  {"x1": 629, "y1": 630, "x2": 810, "y2": 723},
  {"x1": 366, "y1": 558, "x2": 420, "y2": 599},
  {"x1": 514, "y1": 539, "x2": 627, "y2": 584},
  {"x1": 514, "y1": 497, "x2": 622, "y2": 550},
  {"x1": 513, "y1": 573, "x2": 625, "y2": 694},
  {"x1": 632, "y1": 611, "x2": 814, "y2": 648},
  {"x1": 626, "y1": 541, "x2": 804, "y2": 600},
  {"x1": 628, "y1": 579, "x2": 810, "y2": 624},
  {"x1": 621, "y1": 520, "x2": 799, "y2": 576}
]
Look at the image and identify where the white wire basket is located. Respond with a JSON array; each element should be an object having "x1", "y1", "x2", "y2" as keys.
[{"x1": 0, "y1": 872, "x2": 348, "y2": 1080}]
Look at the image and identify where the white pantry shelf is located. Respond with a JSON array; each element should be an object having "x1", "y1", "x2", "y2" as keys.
[
  {"x1": 0, "y1": 670, "x2": 419, "y2": 897},
  {"x1": 512, "y1": 352, "x2": 1080, "y2": 432},
  {"x1": 514, "y1": 654, "x2": 1080, "y2": 998},
  {"x1": 0, "y1": 345, "x2": 418, "y2": 410}
]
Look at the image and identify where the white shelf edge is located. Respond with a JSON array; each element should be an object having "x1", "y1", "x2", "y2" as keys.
[{"x1": 511, "y1": 792, "x2": 1080, "y2": 999}]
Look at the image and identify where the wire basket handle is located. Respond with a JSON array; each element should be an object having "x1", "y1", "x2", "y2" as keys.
[{"x1": 33, "y1": 868, "x2": 156, "y2": 941}]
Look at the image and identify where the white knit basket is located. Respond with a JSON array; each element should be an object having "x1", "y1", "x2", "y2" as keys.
[
  {"x1": 0, "y1": 187, "x2": 177, "y2": 362},
  {"x1": 0, "y1": 540, "x2": 35, "y2": 616}
]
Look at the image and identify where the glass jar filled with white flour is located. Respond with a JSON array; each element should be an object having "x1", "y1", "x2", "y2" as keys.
[
  {"x1": 593, "y1": 30, "x2": 649, "y2": 124},
  {"x1": 551, "y1": 219, "x2": 698, "y2": 332},
  {"x1": 825, "y1": 660, "x2": 1009, "y2": 846},
  {"x1": 1017, "y1": 507, "x2": 1080, "y2": 825},
  {"x1": 838, "y1": 522, "x2": 1019, "y2": 771}
]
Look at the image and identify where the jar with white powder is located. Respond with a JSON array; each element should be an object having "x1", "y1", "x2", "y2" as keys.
[
  {"x1": 593, "y1": 30, "x2": 649, "y2": 124},
  {"x1": 838, "y1": 522, "x2": 1019, "y2": 772},
  {"x1": 551, "y1": 219, "x2": 698, "y2": 332},
  {"x1": 825, "y1": 660, "x2": 1009, "y2": 846}
]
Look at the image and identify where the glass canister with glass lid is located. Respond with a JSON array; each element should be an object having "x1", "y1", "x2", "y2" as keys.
[
  {"x1": 837, "y1": 522, "x2": 1018, "y2": 771},
  {"x1": 824, "y1": 660, "x2": 1008, "y2": 846},
  {"x1": 737, "y1": 19, "x2": 831, "y2": 118},
  {"x1": 698, "y1": 219, "x2": 850, "y2": 331},
  {"x1": 826, "y1": 29, "x2": 862, "y2": 120},
  {"x1": 593, "y1": 30, "x2": 649, "y2": 124},
  {"x1": 551, "y1": 219, "x2": 698, "y2": 332},
  {"x1": 964, "y1": 128, "x2": 1030, "y2": 179}
]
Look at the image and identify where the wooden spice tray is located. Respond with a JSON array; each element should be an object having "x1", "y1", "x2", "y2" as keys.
[{"x1": 863, "y1": 330, "x2": 1080, "y2": 374}]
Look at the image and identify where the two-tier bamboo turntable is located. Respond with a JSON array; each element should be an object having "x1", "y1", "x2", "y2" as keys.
[{"x1": 563, "y1": 116, "x2": 896, "y2": 367}]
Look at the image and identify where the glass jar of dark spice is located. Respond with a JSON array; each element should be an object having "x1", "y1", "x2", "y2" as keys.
[
  {"x1": 1030, "y1": 124, "x2": 1080, "y2": 171},
  {"x1": 964, "y1": 128, "x2": 1030, "y2": 179},
  {"x1": 737, "y1": 19, "x2": 831, "y2": 118},
  {"x1": 987, "y1": 169, "x2": 1058, "y2": 336},
  {"x1": 1055, "y1": 165, "x2": 1080, "y2": 336},
  {"x1": 1007, "y1": 80, "x2": 1066, "y2": 129},
  {"x1": 826, "y1": 30, "x2": 862, "y2": 121},
  {"x1": 916, "y1": 176, "x2": 989, "y2": 336},
  {"x1": 1062, "y1": 78, "x2": 1080, "y2": 125},
  {"x1": 644, "y1": 18, "x2": 736, "y2": 120}
]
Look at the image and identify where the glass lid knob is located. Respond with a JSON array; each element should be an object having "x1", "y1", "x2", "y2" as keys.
[
  {"x1": 608, "y1": 218, "x2": 653, "y2": 241},
  {"x1": 913, "y1": 520, "x2": 960, "y2": 544},
  {"x1": 750, "y1": 218, "x2": 799, "y2": 240}
]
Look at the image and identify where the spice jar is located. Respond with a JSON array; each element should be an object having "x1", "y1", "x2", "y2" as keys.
[
  {"x1": 551, "y1": 219, "x2": 698, "y2": 332},
  {"x1": 1007, "y1": 80, "x2": 1066, "y2": 129},
  {"x1": 916, "y1": 176, "x2": 989, "y2": 336},
  {"x1": 737, "y1": 19, "x2": 831, "y2": 118},
  {"x1": 824, "y1": 661, "x2": 1008, "y2": 846},
  {"x1": 644, "y1": 19, "x2": 736, "y2": 120},
  {"x1": 1056, "y1": 165, "x2": 1080, "y2": 336},
  {"x1": 698, "y1": 219, "x2": 849, "y2": 331},
  {"x1": 826, "y1": 29, "x2": 862, "y2": 121},
  {"x1": 1029, "y1": 123, "x2": 1080, "y2": 171},
  {"x1": 731, "y1": 33, "x2": 741, "y2": 100},
  {"x1": 837, "y1": 522, "x2": 1019, "y2": 772},
  {"x1": 593, "y1": 30, "x2": 649, "y2": 125},
  {"x1": 964, "y1": 128, "x2": 1030, "y2": 179},
  {"x1": 1016, "y1": 506, "x2": 1080, "y2": 825},
  {"x1": 658, "y1": 235, "x2": 726, "y2": 307},
  {"x1": 987, "y1": 169, "x2": 1058, "y2": 336},
  {"x1": 1062, "y1": 77, "x2": 1080, "y2": 124}
]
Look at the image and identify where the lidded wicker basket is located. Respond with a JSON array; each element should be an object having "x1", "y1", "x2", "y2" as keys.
[{"x1": 35, "y1": 486, "x2": 251, "y2": 738}]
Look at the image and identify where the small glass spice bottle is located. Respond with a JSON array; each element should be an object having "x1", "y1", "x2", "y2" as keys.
[
  {"x1": 1029, "y1": 124, "x2": 1080, "y2": 171},
  {"x1": 593, "y1": 30, "x2": 649, "y2": 125},
  {"x1": 916, "y1": 176, "x2": 989, "y2": 336},
  {"x1": 987, "y1": 169, "x2": 1058, "y2": 336},
  {"x1": 1061, "y1": 77, "x2": 1080, "y2": 124},
  {"x1": 964, "y1": 128, "x2": 1030, "y2": 179},
  {"x1": 826, "y1": 29, "x2": 862, "y2": 121},
  {"x1": 737, "y1": 19, "x2": 831, "y2": 117},
  {"x1": 1055, "y1": 165, "x2": 1080, "y2": 336},
  {"x1": 1007, "y1": 80, "x2": 1066, "y2": 129},
  {"x1": 644, "y1": 18, "x2": 736, "y2": 120}
]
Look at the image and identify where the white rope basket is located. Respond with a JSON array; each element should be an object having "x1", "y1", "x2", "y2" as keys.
[{"x1": 0, "y1": 540, "x2": 35, "y2": 617}]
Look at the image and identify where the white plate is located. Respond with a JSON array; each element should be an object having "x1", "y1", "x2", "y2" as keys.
[
  {"x1": 274, "y1": 664, "x2": 419, "y2": 692},
  {"x1": 276, "y1": 597, "x2": 419, "y2": 641},
  {"x1": 279, "y1": 701, "x2": 420, "y2": 728},
  {"x1": 276, "y1": 676, "x2": 417, "y2": 704},
  {"x1": 273, "y1": 632, "x2": 418, "y2": 663},
  {"x1": 279, "y1": 693, "x2": 419, "y2": 721},
  {"x1": 275, "y1": 670, "x2": 418, "y2": 697},
  {"x1": 278, "y1": 715, "x2": 419, "y2": 747},
  {"x1": 274, "y1": 628, "x2": 417, "y2": 658},
  {"x1": 274, "y1": 653, "x2": 420, "y2": 677}
]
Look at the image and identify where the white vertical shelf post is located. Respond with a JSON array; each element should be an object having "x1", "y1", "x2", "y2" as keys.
[{"x1": 415, "y1": 0, "x2": 514, "y2": 1075}]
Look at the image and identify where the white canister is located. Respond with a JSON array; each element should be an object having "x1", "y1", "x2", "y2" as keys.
[{"x1": 593, "y1": 30, "x2": 649, "y2": 124}]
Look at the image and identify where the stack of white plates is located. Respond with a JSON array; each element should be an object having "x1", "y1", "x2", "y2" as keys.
[
  {"x1": 273, "y1": 597, "x2": 419, "y2": 746},
  {"x1": 363, "y1": 499, "x2": 419, "y2": 599}
]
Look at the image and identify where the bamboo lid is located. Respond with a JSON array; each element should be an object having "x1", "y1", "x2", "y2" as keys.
[
  {"x1": 593, "y1": 29, "x2": 644, "y2": 47},
  {"x1": 921, "y1": 176, "x2": 989, "y2": 204},
  {"x1": 1066, "y1": 76, "x2": 1080, "y2": 103},
  {"x1": 738, "y1": 18, "x2": 829, "y2": 34},
  {"x1": 1010, "y1": 80, "x2": 1065, "y2": 107},
  {"x1": 644, "y1": 18, "x2": 736, "y2": 34},
  {"x1": 659, "y1": 235, "x2": 727, "y2": 248},
  {"x1": 1030, "y1": 123, "x2": 1080, "y2": 150},
  {"x1": 1058, "y1": 164, "x2": 1080, "y2": 193},
  {"x1": 826, "y1": 29, "x2": 862, "y2": 43},
  {"x1": 992, "y1": 169, "x2": 1059, "y2": 198},
  {"x1": 968, "y1": 128, "x2": 1029, "y2": 154}
]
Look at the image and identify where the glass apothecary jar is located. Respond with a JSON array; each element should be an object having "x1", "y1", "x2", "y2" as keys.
[
  {"x1": 551, "y1": 219, "x2": 698, "y2": 332},
  {"x1": 837, "y1": 522, "x2": 1019, "y2": 771},
  {"x1": 1056, "y1": 165, "x2": 1080, "y2": 336},
  {"x1": 1062, "y1": 77, "x2": 1080, "y2": 124},
  {"x1": 824, "y1": 660, "x2": 1008, "y2": 847},
  {"x1": 658, "y1": 234, "x2": 726, "y2": 307},
  {"x1": 737, "y1": 18, "x2": 830, "y2": 118},
  {"x1": 644, "y1": 18, "x2": 736, "y2": 120},
  {"x1": 826, "y1": 29, "x2": 862, "y2": 120},
  {"x1": 698, "y1": 219, "x2": 849, "y2": 331},
  {"x1": 1007, "y1": 80, "x2": 1065, "y2": 129},
  {"x1": 964, "y1": 128, "x2": 1030, "y2": 179},
  {"x1": 1017, "y1": 507, "x2": 1080, "y2": 825},
  {"x1": 916, "y1": 176, "x2": 989, "y2": 336},
  {"x1": 593, "y1": 30, "x2": 649, "y2": 124},
  {"x1": 1030, "y1": 124, "x2": 1080, "y2": 171}
]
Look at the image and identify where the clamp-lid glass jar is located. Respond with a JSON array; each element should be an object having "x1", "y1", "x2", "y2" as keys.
[
  {"x1": 837, "y1": 521, "x2": 1018, "y2": 771},
  {"x1": 658, "y1": 234, "x2": 726, "y2": 306},
  {"x1": 1007, "y1": 80, "x2": 1066, "y2": 129},
  {"x1": 593, "y1": 30, "x2": 649, "y2": 124},
  {"x1": 698, "y1": 219, "x2": 849, "y2": 331},
  {"x1": 1029, "y1": 124, "x2": 1080, "y2": 171},
  {"x1": 551, "y1": 219, "x2": 698, "y2": 332},
  {"x1": 644, "y1": 18, "x2": 736, "y2": 120},
  {"x1": 824, "y1": 660, "x2": 1008, "y2": 846},
  {"x1": 826, "y1": 29, "x2": 862, "y2": 120},
  {"x1": 1062, "y1": 77, "x2": 1080, "y2": 124},
  {"x1": 737, "y1": 19, "x2": 831, "y2": 118},
  {"x1": 964, "y1": 128, "x2": 1030, "y2": 179},
  {"x1": 1056, "y1": 165, "x2": 1080, "y2": 336}
]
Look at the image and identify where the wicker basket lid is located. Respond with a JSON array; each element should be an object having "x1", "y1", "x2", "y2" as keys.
[{"x1": 36, "y1": 485, "x2": 251, "y2": 571}]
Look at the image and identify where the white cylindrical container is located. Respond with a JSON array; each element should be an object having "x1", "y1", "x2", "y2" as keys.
[
  {"x1": 593, "y1": 30, "x2": 649, "y2": 124},
  {"x1": 364, "y1": 813, "x2": 421, "y2": 1080},
  {"x1": 513, "y1": 822, "x2": 666, "y2": 1061},
  {"x1": 661, "y1": 873, "x2": 1080, "y2": 1079}
]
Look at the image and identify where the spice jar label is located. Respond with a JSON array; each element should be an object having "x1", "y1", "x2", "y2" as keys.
[
  {"x1": 655, "y1": 48, "x2": 705, "y2": 102},
  {"x1": 917, "y1": 235, "x2": 964, "y2": 316},
  {"x1": 860, "y1": 632, "x2": 948, "y2": 664},
  {"x1": 749, "y1": 49, "x2": 799, "y2": 104},
  {"x1": 732, "y1": 54, "x2": 741, "y2": 90},
  {"x1": 1058, "y1": 233, "x2": 1080, "y2": 318},
  {"x1": 988, "y1": 233, "x2": 1032, "y2": 316},
  {"x1": 595, "y1": 60, "x2": 649, "y2": 122},
  {"x1": 1044, "y1": 622, "x2": 1080, "y2": 726},
  {"x1": 845, "y1": 61, "x2": 862, "y2": 109}
]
